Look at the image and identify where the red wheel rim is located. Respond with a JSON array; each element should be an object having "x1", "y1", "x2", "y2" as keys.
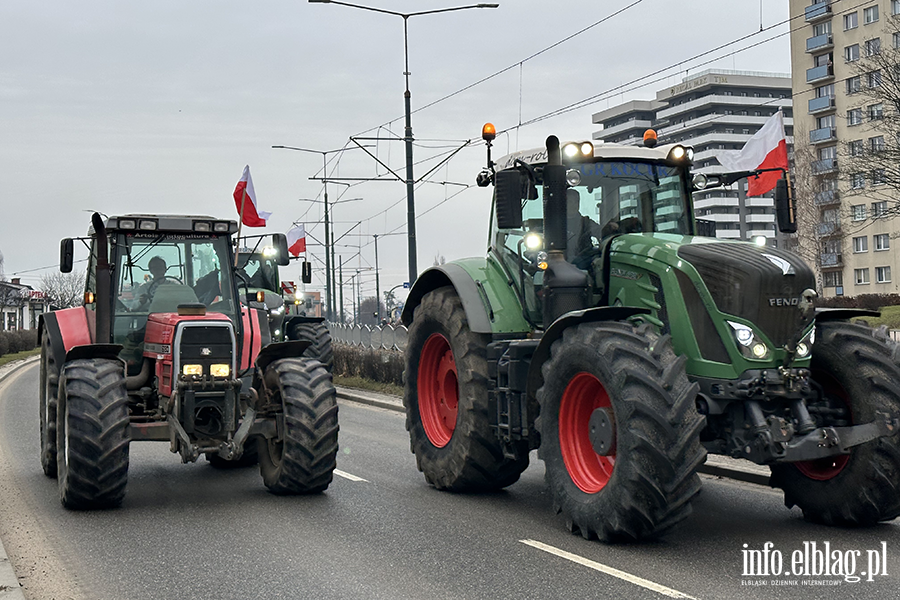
[
  {"x1": 559, "y1": 372, "x2": 615, "y2": 494},
  {"x1": 417, "y1": 333, "x2": 459, "y2": 448},
  {"x1": 795, "y1": 370, "x2": 851, "y2": 481}
]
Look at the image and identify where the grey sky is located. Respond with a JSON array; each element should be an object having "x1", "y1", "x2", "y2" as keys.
[{"x1": 0, "y1": 0, "x2": 790, "y2": 305}]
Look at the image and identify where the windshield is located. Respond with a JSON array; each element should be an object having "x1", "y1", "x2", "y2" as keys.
[
  {"x1": 237, "y1": 253, "x2": 279, "y2": 293},
  {"x1": 491, "y1": 160, "x2": 692, "y2": 262}
]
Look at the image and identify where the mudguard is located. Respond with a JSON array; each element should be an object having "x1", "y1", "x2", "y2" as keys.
[
  {"x1": 255, "y1": 340, "x2": 313, "y2": 374},
  {"x1": 525, "y1": 306, "x2": 650, "y2": 401},
  {"x1": 39, "y1": 307, "x2": 96, "y2": 370},
  {"x1": 240, "y1": 306, "x2": 271, "y2": 371},
  {"x1": 814, "y1": 308, "x2": 881, "y2": 322}
]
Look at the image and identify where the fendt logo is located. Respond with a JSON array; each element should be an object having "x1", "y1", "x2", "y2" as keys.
[{"x1": 769, "y1": 297, "x2": 800, "y2": 307}]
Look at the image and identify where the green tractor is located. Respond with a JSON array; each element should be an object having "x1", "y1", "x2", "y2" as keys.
[
  {"x1": 236, "y1": 239, "x2": 332, "y2": 371},
  {"x1": 400, "y1": 126, "x2": 900, "y2": 542}
]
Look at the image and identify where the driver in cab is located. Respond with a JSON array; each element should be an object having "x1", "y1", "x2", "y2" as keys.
[{"x1": 131, "y1": 256, "x2": 172, "y2": 310}]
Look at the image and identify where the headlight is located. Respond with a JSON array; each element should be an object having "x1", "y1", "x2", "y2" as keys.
[
  {"x1": 796, "y1": 342, "x2": 810, "y2": 358},
  {"x1": 536, "y1": 251, "x2": 549, "y2": 271},
  {"x1": 524, "y1": 232, "x2": 543, "y2": 250},
  {"x1": 566, "y1": 168, "x2": 582, "y2": 186},
  {"x1": 727, "y1": 321, "x2": 770, "y2": 360},
  {"x1": 667, "y1": 144, "x2": 694, "y2": 164},
  {"x1": 794, "y1": 326, "x2": 816, "y2": 358},
  {"x1": 182, "y1": 364, "x2": 203, "y2": 376},
  {"x1": 692, "y1": 174, "x2": 708, "y2": 190},
  {"x1": 270, "y1": 305, "x2": 285, "y2": 316},
  {"x1": 209, "y1": 364, "x2": 230, "y2": 378}
]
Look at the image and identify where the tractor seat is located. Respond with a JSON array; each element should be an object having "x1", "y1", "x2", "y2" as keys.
[{"x1": 148, "y1": 284, "x2": 200, "y2": 314}]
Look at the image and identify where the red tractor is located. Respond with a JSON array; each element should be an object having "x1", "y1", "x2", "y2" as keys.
[{"x1": 39, "y1": 213, "x2": 338, "y2": 509}]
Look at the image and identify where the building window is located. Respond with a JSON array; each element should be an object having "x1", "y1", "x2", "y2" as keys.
[
  {"x1": 856, "y1": 268, "x2": 871, "y2": 285},
  {"x1": 895, "y1": 32, "x2": 900, "y2": 49},
  {"x1": 877, "y1": 266, "x2": 892, "y2": 283},
  {"x1": 849, "y1": 139, "x2": 864, "y2": 156},
  {"x1": 893, "y1": 0, "x2": 900, "y2": 15},
  {"x1": 873, "y1": 201, "x2": 888, "y2": 217},
  {"x1": 848, "y1": 108, "x2": 863, "y2": 125},
  {"x1": 816, "y1": 83, "x2": 835, "y2": 98},
  {"x1": 865, "y1": 38, "x2": 881, "y2": 56},
  {"x1": 845, "y1": 12, "x2": 859, "y2": 30},
  {"x1": 864, "y1": 5, "x2": 879, "y2": 24},
  {"x1": 817, "y1": 114, "x2": 836, "y2": 128},
  {"x1": 875, "y1": 233, "x2": 890, "y2": 250},
  {"x1": 846, "y1": 76, "x2": 861, "y2": 94},
  {"x1": 867, "y1": 70, "x2": 882, "y2": 88},
  {"x1": 870, "y1": 136, "x2": 885, "y2": 152},
  {"x1": 824, "y1": 271, "x2": 843, "y2": 287},
  {"x1": 869, "y1": 103, "x2": 884, "y2": 120},
  {"x1": 852, "y1": 204, "x2": 868, "y2": 221},
  {"x1": 853, "y1": 236, "x2": 869, "y2": 252},
  {"x1": 851, "y1": 173, "x2": 866, "y2": 189},
  {"x1": 845, "y1": 44, "x2": 860, "y2": 62},
  {"x1": 872, "y1": 168, "x2": 887, "y2": 185}
]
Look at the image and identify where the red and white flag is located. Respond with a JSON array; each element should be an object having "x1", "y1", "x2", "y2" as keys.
[
  {"x1": 716, "y1": 111, "x2": 789, "y2": 197},
  {"x1": 233, "y1": 165, "x2": 272, "y2": 227},
  {"x1": 287, "y1": 224, "x2": 307, "y2": 256}
]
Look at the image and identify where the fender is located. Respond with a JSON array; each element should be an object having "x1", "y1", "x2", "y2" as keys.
[
  {"x1": 240, "y1": 307, "x2": 271, "y2": 371},
  {"x1": 255, "y1": 340, "x2": 313, "y2": 374},
  {"x1": 400, "y1": 264, "x2": 494, "y2": 333},
  {"x1": 525, "y1": 306, "x2": 651, "y2": 401},
  {"x1": 283, "y1": 315, "x2": 325, "y2": 328},
  {"x1": 814, "y1": 308, "x2": 881, "y2": 322},
  {"x1": 39, "y1": 307, "x2": 96, "y2": 370}
]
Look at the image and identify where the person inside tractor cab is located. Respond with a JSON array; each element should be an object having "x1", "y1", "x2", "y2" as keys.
[
  {"x1": 131, "y1": 256, "x2": 172, "y2": 311},
  {"x1": 566, "y1": 189, "x2": 605, "y2": 269}
]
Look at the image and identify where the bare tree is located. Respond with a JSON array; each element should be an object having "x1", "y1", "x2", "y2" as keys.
[
  {"x1": 839, "y1": 14, "x2": 900, "y2": 218},
  {"x1": 40, "y1": 271, "x2": 85, "y2": 309}
]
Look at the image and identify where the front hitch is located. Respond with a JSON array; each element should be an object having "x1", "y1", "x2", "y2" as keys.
[{"x1": 779, "y1": 411, "x2": 900, "y2": 463}]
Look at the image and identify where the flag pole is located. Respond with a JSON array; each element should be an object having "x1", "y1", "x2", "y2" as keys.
[{"x1": 235, "y1": 189, "x2": 247, "y2": 267}]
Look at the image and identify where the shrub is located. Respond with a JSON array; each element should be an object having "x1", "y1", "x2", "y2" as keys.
[
  {"x1": 0, "y1": 329, "x2": 39, "y2": 357},
  {"x1": 0, "y1": 334, "x2": 8, "y2": 358},
  {"x1": 334, "y1": 343, "x2": 404, "y2": 386}
]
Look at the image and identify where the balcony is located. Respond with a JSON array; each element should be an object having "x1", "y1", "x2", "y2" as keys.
[
  {"x1": 806, "y1": 33, "x2": 834, "y2": 53},
  {"x1": 817, "y1": 221, "x2": 841, "y2": 236},
  {"x1": 820, "y1": 253, "x2": 843, "y2": 267},
  {"x1": 808, "y1": 95, "x2": 835, "y2": 114},
  {"x1": 812, "y1": 158, "x2": 837, "y2": 174},
  {"x1": 814, "y1": 189, "x2": 839, "y2": 206},
  {"x1": 805, "y1": 1, "x2": 832, "y2": 22},
  {"x1": 810, "y1": 127, "x2": 837, "y2": 143},
  {"x1": 807, "y1": 64, "x2": 834, "y2": 83}
]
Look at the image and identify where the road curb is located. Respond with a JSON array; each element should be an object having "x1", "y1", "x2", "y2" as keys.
[
  {"x1": 335, "y1": 385, "x2": 774, "y2": 487},
  {"x1": 0, "y1": 355, "x2": 37, "y2": 600}
]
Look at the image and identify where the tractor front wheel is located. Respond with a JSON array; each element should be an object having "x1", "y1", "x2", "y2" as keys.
[
  {"x1": 288, "y1": 321, "x2": 334, "y2": 372},
  {"x1": 257, "y1": 358, "x2": 339, "y2": 494},
  {"x1": 57, "y1": 358, "x2": 130, "y2": 509},
  {"x1": 404, "y1": 286, "x2": 529, "y2": 491},
  {"x1": 771, "y1": 321, "x2": 900, "y2": 525},
  {"x1": 536, "y1": 322, "x2": 705, "y2": 542},
  {"x1": 39, "y1": 335, "x2": 59, "y2": 478}
]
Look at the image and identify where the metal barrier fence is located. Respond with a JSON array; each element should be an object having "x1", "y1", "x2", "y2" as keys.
[{"x1": 328, "y1": 323, "x2": 408, "y2": 351}]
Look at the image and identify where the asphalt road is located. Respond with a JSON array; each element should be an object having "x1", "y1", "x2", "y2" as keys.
[{"x1": 2, "y1": 362, "x2": 900, "y2": 600}]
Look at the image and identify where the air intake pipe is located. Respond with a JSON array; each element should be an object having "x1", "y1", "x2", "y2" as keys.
[{"x1": 91, "y1": 212, "x2": 112, "y2": 344}]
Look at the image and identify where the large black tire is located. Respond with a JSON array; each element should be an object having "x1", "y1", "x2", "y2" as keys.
[
  {"x1": 771, "y1": 322, "x2": 900, "y2": 525},
  {"x1": 39, "y1": 336, "x2": 59, "y2": 478},
  {"x1": 56, "y1": 359, "x2": 130, "y2": 510},
  {"x1": 258, "y1": 358, "x2": 338, "y2": 494},
  {"x1": 404, "y1": 286, "x2": 529, "y2": 491},
  {"x1": 536, "y1": 322, "x2": 706, "y2": 542},
  {"x1": 288, "y1": 321, "x2": 334, "y2": 372}
]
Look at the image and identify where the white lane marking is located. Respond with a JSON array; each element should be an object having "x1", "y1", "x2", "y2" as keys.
[
  {"x1": 334, "y1": 469, "x2": 368, "y2": 482},
  {"x1": 520, "y1": 539, "x2": 698, "y2": 599}
]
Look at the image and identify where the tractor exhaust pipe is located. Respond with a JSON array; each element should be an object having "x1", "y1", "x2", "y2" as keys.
[
  {"x1": 543, "y1": 136, "x2": 567, "y2": 257},
  {"x1": 91, "y1": 212, "x2": 112, "y2": 344}
]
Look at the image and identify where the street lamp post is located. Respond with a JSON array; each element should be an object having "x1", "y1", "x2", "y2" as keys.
[
  {"x1": 373, "y1": 234, "x2": 380, "y2": 323},
  {"x1": 272, "y1": 144, "x2": 367, "y2": 322},
  {"x1": 309, "y1": 0, "x2": 499, "y2": 287}
]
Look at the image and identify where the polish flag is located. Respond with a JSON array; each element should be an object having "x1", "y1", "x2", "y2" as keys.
[
  {"x1": 233, "y1": 165, "x2": 272, "y2": 227},
  {"x1": 287, "y1": 224, "x2": 307, "y2": 256},
  {"x1": 716, "y1": 111, "x2": 789, "y2": 197}
]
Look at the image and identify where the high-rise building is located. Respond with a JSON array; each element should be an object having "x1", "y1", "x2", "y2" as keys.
[
  {"x1": 789, "y1": 0, "x2": 900, "y2": 296},
  {"x1": 592, "y1": 70, "x2": 793, "y2": 245}
]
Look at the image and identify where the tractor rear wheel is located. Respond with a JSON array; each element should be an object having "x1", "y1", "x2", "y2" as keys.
[
  {"x1": 289, "y1": 321, "x2": 334, "y2": 372},
  {"x1": 536, "y1": 322, "x2": 705, "y2": 542},
  {"x1": 771, "y1": 322, "x2": 900, "y2": 525},
  {"x1": 258, "y1": 358, "x2": 338, "y2": 494},
  {"x1": 57, "y1": 358, "x2": 130, "y2": 509},
  {"x1": 404, "y1": 286, "x2": 529, "y2": 491},
  {"x1": 40, "y1": 335, "x2": 59, "y2": 478}
]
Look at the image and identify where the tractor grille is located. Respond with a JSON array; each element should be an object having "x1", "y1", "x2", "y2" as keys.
[
  {"x1": 677, "y1": 243, "x2": 815, "y2": 348},
  {"x1": 177, "y1": 324, "x2": 234, "y2": 371}
]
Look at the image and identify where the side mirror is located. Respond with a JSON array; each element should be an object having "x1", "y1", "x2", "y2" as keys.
[
  {"x1": 774, "y1": 179, "x2": 797, "y2": 234},
  {"x1": 60, "y1": 238, "x2": 74, "y2": 273},
  {"x1": 272, "y1": 233, "x2": 290, "y2": 266},
  {"x1": 494, "y1": 170, "x2": 524, "y2": 229},
  {"x1": 301, "y1": 261, "x2": 312, "y2": 284}
]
